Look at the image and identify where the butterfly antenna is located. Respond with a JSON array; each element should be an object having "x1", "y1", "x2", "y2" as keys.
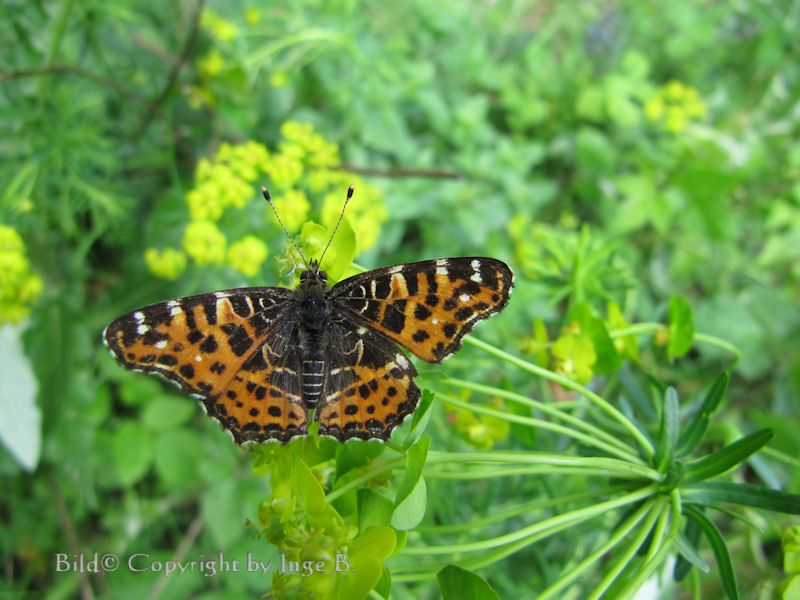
[
  {"x1": 262, "y1": 187, "x2": 308, "y2": 267},
  {"x1": 318, "y1": 184, "x2": 354, "y2": 265}
]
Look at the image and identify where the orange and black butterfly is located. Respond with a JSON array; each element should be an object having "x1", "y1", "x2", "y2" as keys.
[{"x1": 104, "y1": 189, "x2": 513, "y2": 444}]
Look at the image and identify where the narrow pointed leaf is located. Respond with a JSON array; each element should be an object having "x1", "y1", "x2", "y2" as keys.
[
  {"x1": 654, "y1": 387, "x2": 680, "y2": 471},
  {"x1": 684, "y1": 429, "x2": 773, "y2": 483},
  {"x1": 684, "y1": 506, "x2": 739, "y2": 600},
  {"x1": 674, "y1": 522, "x2": 709, "y2": 581},
  {"x1": 683, "y1": 482, "x2": 800, "y2": 514},
  {"x1": 677, "y1": 372, "x2": 728, "y2": 456}
]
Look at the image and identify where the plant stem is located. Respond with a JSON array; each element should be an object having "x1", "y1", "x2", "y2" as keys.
[{"x1": 464, "y1": 336, "x2": 654, "y2": 456}]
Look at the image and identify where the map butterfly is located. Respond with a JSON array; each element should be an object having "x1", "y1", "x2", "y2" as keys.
[{"x1": 104, "y1": 190, "x2": 514, "y2": 444}]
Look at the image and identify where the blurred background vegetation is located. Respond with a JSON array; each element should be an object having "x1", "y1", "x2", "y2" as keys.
[{"x1": 2, "y1": 1, "x2": 800, "y2": 598}]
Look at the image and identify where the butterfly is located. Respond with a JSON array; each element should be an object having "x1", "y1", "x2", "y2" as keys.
[{"x1": 104, "y1": 189, "x2": 514, "y2": 444}]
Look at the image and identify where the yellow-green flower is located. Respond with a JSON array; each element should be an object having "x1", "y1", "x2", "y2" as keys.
[
  {"x1": 643, "y1": 97, "x2": 665, "y2": 121},
  {"x1": 0, "y1": 225, "x2": 43, "y2": 323},
  {"x1": 227, "y1": 235, "x2": 268, "y2": 277},
  {"x1": 182, "y1": 221, "x2": 227, "y2": 265},
  {"x1": 552, "y1": 333, "x2": 596, "y2": 384},
  {"x1": 645, "y1": 80, "x2": 706, "y2": 133},
  {"x1": 264, "y1": 153, "x2": 303, "y2": 190},
  {"x1": 197, "y1": 49, "x2": 226, "y2": 78},
  {"x1": 186, "y1": 142, "x2": 270, "y2": 222},
  {"x1": 244, "y1": 8, "x2": 260, "y2": 25},
  {"x1": 186, "y1": 184, "x2": 225, "y2": 222},
  {"x1": 144, "y1": 247, "x2": 188, "y2": 280},
  {"x1": 269, "y1": 70, "x2": 289, "y2": 88},
  {"x1": 201, "y1": 9, "x2": 238, "y2": 41}
]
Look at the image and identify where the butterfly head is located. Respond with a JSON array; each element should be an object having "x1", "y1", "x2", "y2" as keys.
[{"x1": 299, "y1": 258, "x2": 328, "y2": 288}]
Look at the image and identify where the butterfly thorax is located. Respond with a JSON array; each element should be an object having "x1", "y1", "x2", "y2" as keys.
[{"x1": 295, "y1": 260, "x2": 331, "y2": 406}]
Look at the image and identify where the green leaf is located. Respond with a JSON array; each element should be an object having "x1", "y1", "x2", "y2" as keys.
[
  {"x1": 113, "y1": 421, "x2": 155, "y2": 486},
  {"x1": 154, "y1": 430, "x2": 204, "y2": 491},
  {"x1": 677, "y1": 372, "x2": 728, "y2": 456},
  {"x1": 394, "y1": 436, "x2": 430, "y2": 508},
  {"x1": 391, "y1": 475, "x2": 427, "y2": 530},
  {"x1": 437, "y1": 565, "x2": 500, "y2": 600},
  {"x1": 357, "y1": 488, "x2": 394, "y2": 531},
  {"x1": 320, "y1": 215, "x2": 356, "y2": 284},
  {"x1": 201, "y1": 479, "x2": 244, "y2": 547},
  {"x1": 331, "y1": 526, "x2": 396, "y2": 600},
  {"x1": 0, "y1": 323, "x2": 41, "y2": 471},
  {"x1": 552, "y1": 333, "x2": 596, "y2": 384},
  {"x1": 391, "y1": 436, "x2": 431, "y2": 531},
  {"x1": 292, "y1": 453, "x2": 327, "y2": 515},
  {"x1": 374, "y1": 565, "x2": 392, "y2": 599},
  {"x1": 653, "y1": 387, "x2": 680, "y2": 472},
  {"x1": 683, "y1": 482, "x2": 800, "y2": 514},
  {"x1": 570, "y1": 303, "x2": 621, "y2": 375},
  {"x1": 141, "y1": 396, "x2": 197, "y2": 430},
  {"x1": 667, "y1": 296, "x2": 694, "y2": 361},
  {"x1": 404, "y1": 389, "x2": 435, "y2": 450},
  {"x1": 683, "y1": 429, "x2": 773, "y2": 483},
  {"x1": 684, "y1": 506, "x2": 739, "y2": 600},
  {"x1": 674, "y1": 524, "x2": 710, "y2": 581}
]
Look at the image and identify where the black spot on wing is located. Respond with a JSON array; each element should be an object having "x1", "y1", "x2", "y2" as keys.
[
  {"x1": 381, "y1": 300, "x2": 407, "y2": 333},
  {"x1": 220, "y1": 323, "x2": 254, "y2": 357}
]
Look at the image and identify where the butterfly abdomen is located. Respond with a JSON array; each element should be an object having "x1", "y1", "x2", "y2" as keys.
[{"x1": 295, "y1": 274, "x2": 332, "y2": 407}]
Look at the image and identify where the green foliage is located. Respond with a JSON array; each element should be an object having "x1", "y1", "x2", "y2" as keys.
[{"x1": 3, "y1": 1, "x2": 800, "y2": 599}]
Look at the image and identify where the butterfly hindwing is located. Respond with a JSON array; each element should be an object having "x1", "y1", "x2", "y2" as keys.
[
  {"x1": 314, "y1": 317, "x2": 420, "y2": 441},
  {"x1": 328, "y1": 257, "x2": 513, "y2": 362},
  {"x1": 213, "y1": 322, "x2": 309, "y2": 444}
]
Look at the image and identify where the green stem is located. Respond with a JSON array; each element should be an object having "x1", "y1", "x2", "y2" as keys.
[
  {"x1": 413, "y1": 484, "x2": 633, "y2": 535},
  {"x1": 610, "y1": 324, "x2": 741, "y2": 362},
  {"x1": 537, "y1": 498, "x2": 657, "y2": 600},
  {"x1": 425, "y1": 451, "x2": 660, "y2": 480},
  {"x1": 400, "y1": 485, "x2": 657, "y2": 556},
  {"x1": 586, "y1": 494, "x2": 666, "y2": 600},
  {"x1": 463, "y1": 336, "x2": 654, "y2": 456},
  {"x1": 615, "y1": 490, "x2": 682, "y2": 598},
  {"x1": 436, "y1": 383, "x2": 642, "y2": 463},
  {"x1": 693, "y1": 332, "x2": 741, "y2": 361},
  {"x1": 325, "y1": 457, "x2": 405, "y2": 503}
]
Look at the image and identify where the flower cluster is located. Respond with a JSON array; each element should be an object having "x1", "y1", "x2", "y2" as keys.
[
  {"x1": 0, "y1": 225, "x2": 44, "y2": 323},
  {"x1": 445, "y1": 394, "x2": 510, "y2": 449},
  {"x1": 145, "y1": 123, "x2": 388, "y2": 283},
  {"x1": 186, "y1": 141, "x2": 270, "y2": 222},
  {"x1": 644, "y1": 80, "x2": 707, "y2": 133},
  {"x1": 144, "y1": 247, "x2": 187, "y2": 280},
  {"x1": 200, "y1": 8, "x2": 238, "y2": 42},
  {"x1": 146, "y1": 140, "x2": 270, "y2": 280}
]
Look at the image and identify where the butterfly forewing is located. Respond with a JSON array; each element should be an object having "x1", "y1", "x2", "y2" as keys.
[{"x1": 328, "y1": 258, "x2": 513, "y2": 362}]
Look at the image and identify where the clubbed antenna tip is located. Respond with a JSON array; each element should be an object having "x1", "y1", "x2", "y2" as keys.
[{"x1": 319, "y1": 185, "x2": 355, "y2": 265}]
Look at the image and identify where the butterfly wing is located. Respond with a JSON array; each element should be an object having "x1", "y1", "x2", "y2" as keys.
[
  {"x1": 214, "y1": 320, "x2": 308, "y2": 444},
  {"x1": 314, "y1": 315, "x2": 420, "y2": 441},
  {"x1": 103, "y1": 287, "x2": 308, "y2": 443},
  {"x1": 328, "y1": 257, "x2": 514, "y2": 362}
]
